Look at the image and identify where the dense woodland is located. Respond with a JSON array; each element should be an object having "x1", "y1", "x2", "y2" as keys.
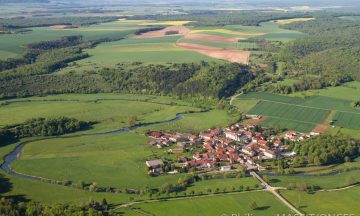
[
  {"x1": 267, "y1": 15, "x2": 360, "y2": 93},
  {"x1": 2, "y1": 62, "x2": 253, "y2": 99},
  {"x1": 101, "y1": 62, "x2": 253, "y2": 98},
  {"x1": 291, "y1": 135, "x2": 360, "y2": 166},
  {"x1": 134, "y1": 11, "x2": 312, "y2": 27}
]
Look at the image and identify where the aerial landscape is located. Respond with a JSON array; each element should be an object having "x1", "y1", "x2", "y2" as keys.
[{"x1": 0, "y1": 0, "x2": 360, "y2": 215}]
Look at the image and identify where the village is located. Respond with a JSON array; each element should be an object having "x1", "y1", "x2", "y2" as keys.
[{"x1": 145, "y1": 120, "x2": 320, "y2": 175}]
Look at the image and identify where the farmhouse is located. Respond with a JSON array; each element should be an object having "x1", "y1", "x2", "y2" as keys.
[{"x1": 146, "y1": 159, "x2": 164, "y2": 174}]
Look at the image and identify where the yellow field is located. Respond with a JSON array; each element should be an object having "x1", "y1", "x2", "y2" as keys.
[
  {"x1": 273, "y1": 17, "x2": 315, "y2": 24},
  {"x1": 190, "y1": 29, "x2": 265, "y2": 36},
  {"x1": 49, "y1": 27, "x2": 140, "y2": 31},
  {"x1": 140, "y1": 21, "x2": 193, "y2": 26},
  {"x1": 116, "y1": 19, "x2": 150, "y2": 23}
]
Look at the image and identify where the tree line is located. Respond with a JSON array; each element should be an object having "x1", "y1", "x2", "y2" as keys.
[
  {"x1": 0, "y1": 117, "x2": 91, "y2": 145},
  {"x1": 0, "y1": 197, "x2": 112, "y2": 216},
  {"x1": 0, "y1": 16, "x2": 119, "y2": 29},
  {"x1": 133, "y1": 11, "x2": 313, "y2": 27}
]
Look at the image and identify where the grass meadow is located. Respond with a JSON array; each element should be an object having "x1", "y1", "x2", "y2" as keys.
[
  {"x1": 11, "y1": 132, "x2": 184, "y2": 189},
  {"x1": 267, "y1": 169, "x2": 360, "y2": 189},
  {"x1": 280, "y1": 186, "x2": 360, "y2": 215}
]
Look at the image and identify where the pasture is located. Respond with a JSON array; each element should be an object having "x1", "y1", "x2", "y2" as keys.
[
  {"x1": 267, "y1": 169, "x2": 360, "y2": 189},
  {"x1": 280, "y1": 186, "x2": 360, "y2": 215},
  {"x1": 133, "y1": 191, "x2": 294, "y2": 216},
  {"x1": 11, "y1": 132, "x2": 185, "y2": 189},
  {"x1": 0, "y1": 171, "x2": 131, "y2": 205},
  {"x1": 236, "y1": 92, "x2": 360, "y2": 132}
]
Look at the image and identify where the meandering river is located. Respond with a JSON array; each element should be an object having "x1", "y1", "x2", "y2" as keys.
[{"x1": 0, "y1": 114, "x2": 184, "y2": 181}]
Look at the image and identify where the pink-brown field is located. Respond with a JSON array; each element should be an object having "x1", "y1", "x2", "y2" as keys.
[{"x1": 176, "y1": 42, "x2": 250, "y2": 64}]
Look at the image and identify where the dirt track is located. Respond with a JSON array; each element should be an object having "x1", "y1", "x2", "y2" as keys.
[{"x1": 176, "y1": 42, "x2": 250, "y2": 64}]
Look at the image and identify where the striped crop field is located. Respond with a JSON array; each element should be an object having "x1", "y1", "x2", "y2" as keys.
[{"x1": 235, "y1": 92, "x2": 360, "y2": 132}]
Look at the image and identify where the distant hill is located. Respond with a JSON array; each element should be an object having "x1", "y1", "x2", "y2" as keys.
[{"x1": 0, "y1": 0, "x2": 49, "y2": 3}]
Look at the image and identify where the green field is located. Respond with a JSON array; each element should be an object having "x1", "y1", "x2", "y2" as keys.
[
  {"x1": 133, "y1": 191, "x2": 294, "y2": 216},
  {"x1": 11, "y1": 132, "x2": 185, "y2": 189},
  {"x1": 267, "y1": 169, "x2": 360, "y2": 189},
  {"x1": 187, "y1": 177, "x2": 260, "y2": 194},
  {"x1": 60, "y1": 37, "x2": 220, "y2": 70},
  {"x1": 178, "y1": 38, "x2": 258, "y2": 50},
  {"x1": 280, "y1": 186, "x2": 360, "y2": 215},
  {"x1": 0, "y1": 171, "x2": 131, "y2": 205},
  {"x1": 236, "y1": 92, "x2": 360, "y2": 132},
  {"x1": 136, "y1": 109, "x2": 239, "y2": 133}
]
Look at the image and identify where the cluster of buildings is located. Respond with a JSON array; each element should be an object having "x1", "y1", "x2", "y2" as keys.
[{"x1": 145, "y1": 123, "x2": 320, "y2": 174}]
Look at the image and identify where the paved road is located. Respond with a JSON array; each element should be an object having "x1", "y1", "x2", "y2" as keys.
[{"x1": 250, "y1": 171, "x2": 304, "y2": 216}]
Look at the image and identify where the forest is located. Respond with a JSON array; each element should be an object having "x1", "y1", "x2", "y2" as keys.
[
  {"x1": 271, "y1": 15, "x2": 360, "y2": 93},
  {"x1": 0, "y1": 49, "x2": 254, "y2": 99},
  {"x1": 291, "y1": 135, "x2": 360, "y2": 166}
]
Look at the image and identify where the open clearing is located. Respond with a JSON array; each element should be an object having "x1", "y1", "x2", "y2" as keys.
[
  {"x1": 176, "y1": 42, "x2": 250, "y2": 64},
  {"x1": 280, "y1": 186, "x2": 360, "y2": 215},
  {"x1": 236, "y1": 92, "x2": 360, "y2": 132},
  {"x1": 133, "y1": 191, "x2": 293, "y2": 216}
]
